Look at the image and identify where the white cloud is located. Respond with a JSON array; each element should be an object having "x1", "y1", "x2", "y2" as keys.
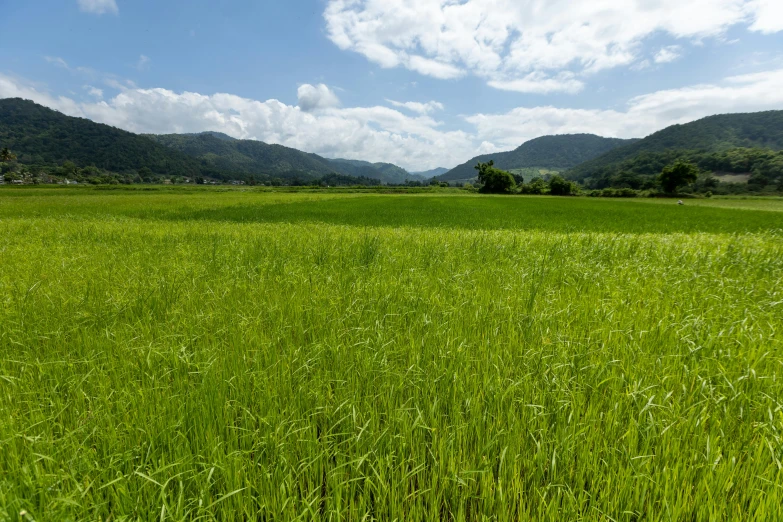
[
  {"x1": 135, "y1": 55, "x2": 150, "y2": 71},
  {"x1": 746, "y1": 0, "x2": 783, "y2": 33},
  {"x1": 324, "y1": 0, "x2": 783, "y2": 93},
  {"x1": 467, "y1": 68, "x2": 783, "y2": 150},
  {"x1": 0, "y1": 75, "x2": 471, "y2": 170},
  {"x1": 45, "y1": 56, "x2": 70, "y2": 69},
  {"x1": 77, "y1": 0, "x2": 118, "y2": 15},
  {"x1": 488, "y1": 72, "x2": 584, "y2": 94},
  {"x1": 297, "y1": 84, "x2": 341, "y2": 112},
  {"x1": 85, "y1": 85, "x2": 104, "y2": 99},
  {"x1": 407, "y1": 55, "x2": 465, "y2": 80},
  {"x1": 3, "y1": 67, "x2": 783, "y2": 170},
  {"x1": 654, "y1": 46, "x2": 683, "y2": 64},
  {"x1": 386, "y1": 99, "x2": 444, "y2": 114}
]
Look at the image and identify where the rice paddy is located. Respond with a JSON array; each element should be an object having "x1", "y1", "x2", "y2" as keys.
[{"x1": 1, "y1": 188, "x2": 782, "y2": 520}]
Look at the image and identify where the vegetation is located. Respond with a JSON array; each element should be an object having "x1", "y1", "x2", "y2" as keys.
[
  {"x1": 659, "y1": 160, "x2": 700, "y2": 194},
  {"x1": 4, "y1": 99, "x2": 782, "y2": 196},
  {"x1": 567, "y1": 110, "x2": 783, "y2": 190},
  {"x1": 0, "y1": 98, "x2": 205, "y2": 178},
  {"x1": 475, "y1": 160, "x2": 516, "y2": 193},
  {"x1": 1, "y1": 146, "x2": 16, "y2": 163},
  {"x1": 0, "y1": 99, "x2": 418, "y2": 185},
  {"x1": 547, "y1": 174, "x2": 576, "y2": 196},
  {"x1": 146, "y1": 132, "x2": 337, "y2": 182},
  {"x1": 1, "y1": 188, "x2": 782, "y2": 520},
  {"x1": 440, "y1": 134, "x2": 634, "y2": 181},
  {"x1": 325, "y1": 158, "x2": 424, "y2": 185}
]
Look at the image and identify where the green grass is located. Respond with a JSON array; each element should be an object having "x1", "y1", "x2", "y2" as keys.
[
  {"x1": 1, "y1": 188, "x2": 783, "y2": 520},
  {"x1": 2, "y1": 187, "x2": 783, "y2": 233}
]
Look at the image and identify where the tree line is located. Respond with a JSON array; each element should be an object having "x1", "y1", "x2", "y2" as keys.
[{"x1": 472, "y1": 159, "x2": 707, "y2": 196}]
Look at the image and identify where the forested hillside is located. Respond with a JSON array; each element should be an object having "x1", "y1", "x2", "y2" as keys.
[
  {"x1": 0, "y1": 98, "x2": 416, "y2": 184},
  {"x1": 567, "y1": 111, "x2": 783, "y2": 188},
  {"x1": 148, "y1": 132, "x2": 337, "y2": 180},
  {"x1": 326, "y1": 158, "x2": 422, "y2": 184},
  {"x1": 439, "y1": 134, "x2": 635, "y2": 181},
  {"x1": 0, "y1": 98, "x2": 204, "y2": 177}
]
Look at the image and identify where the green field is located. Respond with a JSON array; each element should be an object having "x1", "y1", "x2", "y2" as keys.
[{"x1": 2, "y1": 188, "x2": 783, "y2": 520}]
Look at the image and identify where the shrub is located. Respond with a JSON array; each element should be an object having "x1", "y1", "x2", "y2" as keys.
[{"x1": 549, "y1": 175, "x2": 575, "y2": 196}]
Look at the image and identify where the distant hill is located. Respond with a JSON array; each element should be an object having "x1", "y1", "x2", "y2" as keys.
[
  {"x1": 148, "y1": 132, "x2": 337, "y2": 180},
  {"x1": 327, "y1": 158, "x2": 421, "y2": 184},
  {"x1": 0, "y1": 98, "x2": 204, "y2": 177},
  {"x1": 411, "y1": 167, "x2": 449, "y2": 178},
  {"x1": 0, "y1": 99, "x2": 417, "y2": 184},
  {"x1": 567, "y1": 111, "x2": 783, "y2": 183},
  {"x1": 439, "y1": 134, "x2": 635, "y2": 181},
  {"x1": 149, "y1": 134, "x2": 418, "y2": 184}
]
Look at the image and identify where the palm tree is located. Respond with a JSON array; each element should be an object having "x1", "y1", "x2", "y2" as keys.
[{"x1": 1, "y1": 147, "x2": 16, "y2": 163}]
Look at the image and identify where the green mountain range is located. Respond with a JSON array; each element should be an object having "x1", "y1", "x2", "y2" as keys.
[
  {"x1": 0, "y1": 98, "x2": 204, "y2": 178},
  {"x1": 4, "y1": 98, "x2": 782, "y2": 190},
  {"x1": 0, "y1": 98, "x2": 417, "y2": 184},
  {"x1": 438, "y1": 134, "x2": 635, "y2": 181},
  {"x1": 147, "y1": 132, "x2": 338, "y2": 180},
  {"x1": 326, "y1": 158, "x2": 425, "y2": 184},
  {"x1": 566, "y1": 111, "x2": 783, "y2": 186}
]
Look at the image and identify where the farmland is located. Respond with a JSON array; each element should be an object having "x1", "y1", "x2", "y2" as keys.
[{"x1": 1, "y1": 187, "x2": 783, "y2": 520}]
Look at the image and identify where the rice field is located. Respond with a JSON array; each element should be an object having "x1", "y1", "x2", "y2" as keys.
[{"x1": 1, "y1": 188, "x2": 783, "y2": 521}]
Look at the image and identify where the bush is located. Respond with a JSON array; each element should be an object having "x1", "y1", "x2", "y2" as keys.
[
  {"x1": 549, "y1": 175, "x2": 575, "y2": 196},
  {"x1": 520, "y1": 177, "x2": 548, "y2": 195}
]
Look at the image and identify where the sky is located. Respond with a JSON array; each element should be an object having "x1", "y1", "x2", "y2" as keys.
[{"x1": 2, "y1": 0, "x2": 783, "y2": 171}]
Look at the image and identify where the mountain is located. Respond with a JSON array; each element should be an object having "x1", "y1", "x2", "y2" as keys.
[
  {"x1": 566, "y1": 111, "x2": 783, "y2": 183},
  {"x1": 149, "y1": 134, "x2": 418, "y2": 184},
  {"x1": 0, "y1": 98, "x2": 204, "y2": 177},
  {"x1": 439, "y1": 134, "x2": 635, "y2": 181},
  {"x1": 411, "y1": 167, "x2": 449, "y2": 178},
  {"x1": 326, "y1": 158, "x2": 420, "y2": 184},
  {"x1": 0, "y1": 99, "x2": 414, "y2": 185},
  {"x1": 147, "y1": 132, "x2": 337, "y2": 180}
]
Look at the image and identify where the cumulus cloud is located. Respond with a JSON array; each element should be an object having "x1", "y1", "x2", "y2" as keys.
[
  {"x1": 3, "y1": 68, "x2": 783, "y2": 170},
  {"x1": 78, "y1": 0, "x2": 118, "y2": 15},
  {"x1": 746, "y1": 0, "x2": 783, "y2": 33},
  {"x1": 386, "y1": 99, "x2": 444, "y2": 114},
  {"x1": 297, "y1": 84, "x2": 341, "y2": 112},
  {"x1": 324, "y1": 0, "x2": 783, "y2": 93},
  {"x1": 467, "y1": 68, "x2": 783, "y2": 150},
  {"x1": 0, "y1": 75, "x2": 472, "y2": 170}
]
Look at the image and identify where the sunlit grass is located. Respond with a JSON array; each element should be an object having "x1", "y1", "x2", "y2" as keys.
[{"x1": 1, "y1": 189, "x2": 782, "y2": 520}]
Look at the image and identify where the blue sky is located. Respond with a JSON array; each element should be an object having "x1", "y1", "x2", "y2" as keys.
[{"x1": 2, "y1": 0, "x2": 783, "y2": 170}]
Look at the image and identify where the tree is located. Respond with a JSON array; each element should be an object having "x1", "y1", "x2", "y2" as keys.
[
  {"x1": 137, "y1": 167, "x2": 153, "y2": 182},
  {"x1": 521, "y1": 177, "x2": 548, "y2": 195},
  {"x1": 549, "y1": 175, "x2": 574, "y2": 196},
  {"x1": 1, "y1": 147, "x2": 16, "y2": 163},
  {"x1": 60, "y1": 161, "x2": 78, "y2": 178},
  {"x1": 659, "y1": 161, "x2": 700, "y2": 194},
  {"x1": 474, "y1": 161, "x2": 516, "y2": 194}
]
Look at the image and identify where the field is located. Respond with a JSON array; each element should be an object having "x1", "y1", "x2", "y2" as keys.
[{"x1": 1, "y1": 187, "x2": 783, "y2": 521}]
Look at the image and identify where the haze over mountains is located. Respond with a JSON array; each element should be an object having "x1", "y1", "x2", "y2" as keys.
[{"x1": 2, "y1": 97, "x2": 783, "y2": 189}]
